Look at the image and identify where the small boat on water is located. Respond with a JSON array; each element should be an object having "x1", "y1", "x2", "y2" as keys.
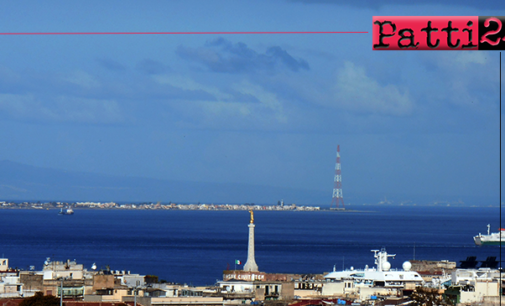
[
  {"x1": 473, "y1": 224, "x2": 503, "y2": 246},
  {"x1": 58, "y1": 208, "x2": 74, "y2": 215}
]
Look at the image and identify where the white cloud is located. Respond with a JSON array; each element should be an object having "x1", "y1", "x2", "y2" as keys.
[
  {"x1": 0, "y1": 94, "x2": 35, "y2": 116},
  {"x1": 188, "y1": 100, "x2": 252, "y2": 118},
  {"x1": 234, "y1": 80, "x2": 287, "y2": 123},
  {"x1": 454, "y1": 52, "x2": 487, "y2": 66},
  {"x1": 422, "y1": 52, "x2": 494, "y2": 109},
  {"x1": 64, "y1": 71, "x2": 101, "y2": 88},
  {"x1": 154, "y1": 74, "x2": 288, "y2": 126},
  {"x1": 334, "y1": 61, "x2": 414, "y2": 116},
  {"x1": 53, "y1": 96, "x2": 124, "y2": 123},
  {"x1": 153, "y1": 74, "x2": 232, "y2": 101},
  {"x1": 432, "y1": 52, "x2": 488, "y2": 69},
  {"x1": 0, "y1": 93, "x2": 124, "y2": 124}
]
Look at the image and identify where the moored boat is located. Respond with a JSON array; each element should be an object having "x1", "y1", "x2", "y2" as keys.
[
  {"x1": 58, "y1": 208, "x2": 74, "y2": 215},
  {"x1": 324, "y1": 248, "x2": 424, "y2": 288}
]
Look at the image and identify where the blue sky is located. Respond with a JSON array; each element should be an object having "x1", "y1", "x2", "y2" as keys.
[{"x1": 0, "y1": 0, "x2": 502, "y2": 205}]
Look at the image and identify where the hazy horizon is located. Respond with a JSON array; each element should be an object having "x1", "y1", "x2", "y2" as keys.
[{"x1": 0, "y1": 158, "x2": 498, "y2": 207}]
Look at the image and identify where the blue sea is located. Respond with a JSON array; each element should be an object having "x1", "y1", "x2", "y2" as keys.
[{"x1": 0, "y1": 206, "x2": 502, "y2": 286}]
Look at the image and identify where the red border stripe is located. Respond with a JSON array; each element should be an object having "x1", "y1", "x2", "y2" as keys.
[{"x1": 0, "y1": 31, "x2": 367, "y2": 35}]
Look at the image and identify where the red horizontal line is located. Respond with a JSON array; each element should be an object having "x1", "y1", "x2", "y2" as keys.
[{"x1": 0, "y1": 31, "x2": 368, "y2": 35}]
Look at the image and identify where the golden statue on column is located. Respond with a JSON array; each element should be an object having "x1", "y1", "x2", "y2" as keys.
[{"x1": 243, "y1": 210, "x2": 258, "y2": 272}]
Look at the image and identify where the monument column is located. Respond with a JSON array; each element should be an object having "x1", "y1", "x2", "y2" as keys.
[{"x1": 243, "y1": 210, "x2": 259, "y2": 272}]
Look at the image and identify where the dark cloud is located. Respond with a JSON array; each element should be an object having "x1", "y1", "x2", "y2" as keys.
[
  {"x1": 96, "y1": 58, "x2": 127, "y2": 72},
  {"x1": 289, "y1": 0, "x2": 503, "y2": 9},
  {"x1": 176, "y1": 38, "x2": 309, "y2": 74},
  {"x1": 136, "y1": 59, "x2": 170, "y2": 75}
]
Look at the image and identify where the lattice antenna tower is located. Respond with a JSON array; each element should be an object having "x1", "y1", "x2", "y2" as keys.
[{"x1": 331, "y1": 145, "x2": 344, "y2": 209}]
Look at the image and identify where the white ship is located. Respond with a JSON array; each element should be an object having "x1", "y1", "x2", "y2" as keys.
[
  {"x1": 324, "y1": 248, "x2": 424, "y2": 288},
  {"x1": 58, "y1": 207, "x2": 74, "y2": 215},
  {"x1": 473, "y1": 224, "x2": 503, "y2": 246}
]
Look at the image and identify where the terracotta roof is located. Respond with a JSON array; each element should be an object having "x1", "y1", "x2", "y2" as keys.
[
  {"x1": 0, "y1": 299, "x2": 142, "y2": 306},
  {"x1": 0, "y1": 298, "x2": 24, "y2": 306},
  {"x1": 65, "y1": 302, "x2": 141, "y2": 306}
]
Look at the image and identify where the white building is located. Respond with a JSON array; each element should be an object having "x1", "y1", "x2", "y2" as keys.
[
  {"x1": 43, "y1": 258, "x2": 85, "y2": 280},
  {"x1": 450, "y1": 268, "x2": 501, "y2": 304},
  {"x1": 0, "y1": 258, "x2": 8, "y2": 272},
  {"x1": 0, "y1": 259, "x2": 24, "y2": 298},
  {"x1": 0, "y1": 273, "x2": 23, "y2": 298}
]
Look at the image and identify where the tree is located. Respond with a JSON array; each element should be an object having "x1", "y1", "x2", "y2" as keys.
[
  {"x1": 145, "y1": 275, "x2": 159, "y2": 284},
  {"x1": 410, "y1": 287, "x2": 454, "y2": 306},
  {"x1": 20, "y1": 292, "x2": 60, "y2": 306}
]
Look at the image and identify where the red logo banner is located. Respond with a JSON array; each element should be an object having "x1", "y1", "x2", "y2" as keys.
[{"x1": 373, "y1": 16, "x2": 505, "y2": 50}]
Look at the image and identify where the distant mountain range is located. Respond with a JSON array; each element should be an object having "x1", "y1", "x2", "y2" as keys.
[{"x1": 0, "y1": 160, "x2": 329, "y2": 204}]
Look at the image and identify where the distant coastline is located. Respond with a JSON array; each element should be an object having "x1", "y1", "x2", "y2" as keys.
[
  {"x1": 0, "y1": 201, "x2": 323, "y2": 211},
  {"x1": 0, "y1": 200, "x2": 498, "y2": 212},
  {"x1": 0, "y1": 201, "x2": 369, "y2": 212}
]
